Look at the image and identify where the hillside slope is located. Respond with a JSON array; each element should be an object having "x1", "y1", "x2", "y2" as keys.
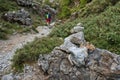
[{"x1": 50, "y1": 0, "x2": 120, "y2": 54}]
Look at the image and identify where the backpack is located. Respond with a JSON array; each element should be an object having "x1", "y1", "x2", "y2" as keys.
[{"x1": 46, "y1": 13, "x2": 51, "y2": 19}]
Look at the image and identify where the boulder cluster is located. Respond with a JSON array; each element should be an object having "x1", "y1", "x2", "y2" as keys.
[{"x1": 3, "y1": 8, "x2": 32, "y2": 26}]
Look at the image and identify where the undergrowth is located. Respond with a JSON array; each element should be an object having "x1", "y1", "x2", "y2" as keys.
[{"x1": 12, "y1": 37, "x2": 63, "y2": 72}]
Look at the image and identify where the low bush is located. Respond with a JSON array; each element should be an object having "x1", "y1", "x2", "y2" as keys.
[
  {"x1": 0, "y1": 21, "x2": 38, "y2": 39},
  {"x1": 79, "y1": 0, "x2": 119, "y2": 17},
  {"x1": 58, "y1": 6, "x2": 71, "y2": 19},
  {"x1": 12, "y1": 37, "x2": 63, "y2": 71},
  {"x1": 59, "y1": 0, "x2": 72, "y2": 6},
  {"x1": 57, "y1": 0, "x2": 72, "y2": 19},
  {"x1": 0, "y1": 21, "x2": 18, "y2": 39},
  {"x1": 0, "y1": 0, "x2": 19, "y2": 12}
]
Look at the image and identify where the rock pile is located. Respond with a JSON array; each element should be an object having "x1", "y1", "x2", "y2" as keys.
[{"x1": 3, "y1": 8, "x2": 32, "y2": 26}]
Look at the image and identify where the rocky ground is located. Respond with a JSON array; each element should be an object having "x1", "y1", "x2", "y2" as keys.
[{"x1": 0, "y1": 26, "x2": 52, "y2": 77}]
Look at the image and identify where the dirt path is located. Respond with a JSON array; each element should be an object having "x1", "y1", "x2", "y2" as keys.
[{"x1": 0, "y1": 26, "x2": 51, "y2": 75}]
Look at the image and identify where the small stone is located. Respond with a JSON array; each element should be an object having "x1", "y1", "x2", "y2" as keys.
[
  {"x1": 1, "y1": 73, "x2": 13, "y2": 80},
  {"x1": 70, "y1": 26, "x2": 84, "y2": 33}
]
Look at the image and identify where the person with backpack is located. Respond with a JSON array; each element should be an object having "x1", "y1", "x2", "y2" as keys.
[{"x1": 45, "y1": 12, "x2": 51, "y2": 26}]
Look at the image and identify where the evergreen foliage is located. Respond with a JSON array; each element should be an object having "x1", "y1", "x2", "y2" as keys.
[
  {"x1": 0, "y1": 0, "x2": 19, "y2": 12},
  {"x1": 58, "y1": 6, "x2": 71, "y2": 19}
]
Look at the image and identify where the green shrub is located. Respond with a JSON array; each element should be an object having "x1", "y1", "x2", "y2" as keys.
[
  {"x1": 80, "y1": 0, "x2": 87, "y2": 7},
  {"x1": 0, "y1": 21, "x2": 38, "y2": 39},
  {"x1": 58, "y1": 6, "x2": 71, "y2": 19},
  {"x1": 70, "y1": 0, "x2": 92, "y2": 13},
  {"x1": 12, "y1": 37, "x2": 63, "y2": 71},
  {"x1": 49, "y1": 21, "x2": 77, "y2": 38},
  {"x1": 44, "y1": 0, "x2": 51, "y2": 5},
  {"x1": 59, "y1": 0, "x2": 72, "y2": 6},
  {"x1": 57, "y1": 0, "x2": 72, "y2": 19},
  {"x1": 107, "y1": 32, "x2": 120, "y2": 45},
  {"x1": 0, "y1": 22, "x2": 16, "y2": 39},
  {"x1": 0, "y1": 0, "x2": 19, "y2": 12},
  {"x1": 0, "y1": 27, "x2": 8, "y2": 39},
  {"x1": 78, "y1": 0, "x2": 117, "y2": 17},
  {"x1": 82, "y1": 4, "x2": 120, "y2": 54}
]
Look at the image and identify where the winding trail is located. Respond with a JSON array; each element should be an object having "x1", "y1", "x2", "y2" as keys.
[{"x1": 0, "y1": 26, "x2": 52, "y2": 75}]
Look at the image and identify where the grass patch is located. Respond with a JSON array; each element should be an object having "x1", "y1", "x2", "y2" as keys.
[
  {"x1": 0, "y1": 0, "x2": 19, "y2": 12},
  {"x1": 49, "y1": 21, "x2": 78, "y2": 38},
  {"x1": 79, "y1": 0, "x2": 119, "y2": 17},
  {"x1": 0, "y1": 20, "x2": 38, "y2": 39},
  {"x1": 12, "y1": 37, "x2": 63, "y2": 72}
]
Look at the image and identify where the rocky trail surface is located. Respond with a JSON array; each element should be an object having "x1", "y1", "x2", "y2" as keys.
[{"x1": 0, "y1": 26, "x2": 52, "y2": 76}]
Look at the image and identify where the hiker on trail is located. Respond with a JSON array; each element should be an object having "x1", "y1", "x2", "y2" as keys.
[{"x1": 45, "y1": 12, "x2": 51, "y2": 25}]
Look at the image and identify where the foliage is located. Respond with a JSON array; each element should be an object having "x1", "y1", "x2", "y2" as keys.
[
  {"x1": 58, "y1": 6, "x2": 71, "y2": 19},
  {"x1": 59, "y1": 0, "x2": 72, "y2": 6},
  {"x1": 12, "y1": 37, "x2": 63, "y2": 71},
  {"x1": 0, "y1": 27, "x2": 9, "y2": 39},
  {"x1": 78, "y1": 0, "x2": 119, "y2": 17},
  {"x1": 49, "y1": 21, "x2": 77, "y2": 38},
  {"x1": 0, "y1": 0, "x2": 19, "y2": 12},
  {"x1": 58, "y1": 0, "x2": 92, "y2": 19},
  {"x1": 0, "y1": 20, "x2": 38, "y2": 39},
  {"x1": 44, "y1": 0, "x2": 51, "y2": 5},
  {"x1": 70, "y1": 0, "x2": 92, "y2": 13},
  {"x1": 0, "y1": 22, "x2": 19, "y2": 39},
  {"x1": 80, "y1": 0, "x2": 87, "y2": 7},
  {"x1": 56, "y1": 0, "x2": 72, "y2": 19}
]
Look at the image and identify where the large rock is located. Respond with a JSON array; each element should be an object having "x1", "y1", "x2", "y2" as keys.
[
  {"x1": 37, "y1": 46, "x2": 120, "y2": 80},
  {"x1": 3, "y1": 9, "x2": 32, "y2": 26},
  {"x1": 16, "y1": 0, "x2": 33, "y2": 6},
  {"x1": 68, "y1": 47, "x2": 88, "y2": 67}
]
